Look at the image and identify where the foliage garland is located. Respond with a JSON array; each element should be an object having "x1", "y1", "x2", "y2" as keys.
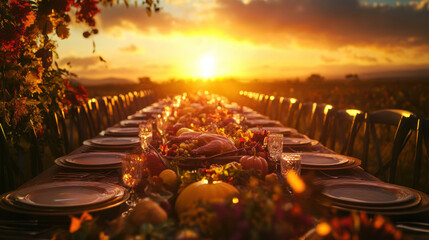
[{"x1": 0, "y1": 0, "x2": 159, "y2": 157}]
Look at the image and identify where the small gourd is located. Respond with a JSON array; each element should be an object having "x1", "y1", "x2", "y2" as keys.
[
  {"x1": 240, "y1": 154, "x2": 268, "y2": 176},
  {"x1": 129, "y1": 198, "x2": 167, "y2": 226}
]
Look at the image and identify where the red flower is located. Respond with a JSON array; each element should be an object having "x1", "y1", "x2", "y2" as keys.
[{"x1": 75, "y1": 0, "x2": 100, "y2": 27}]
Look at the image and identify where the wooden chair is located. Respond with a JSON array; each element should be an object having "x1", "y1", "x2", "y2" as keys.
[
  {"x1": 0, "y1": 123, "x2": 18, "y2": 193},
  {"x1": 47, "y1": 110, "x2": 71, "y2": 156},
  {"x1": 265, "y1": 96, "x2": 279, "y2": 119},
  {"x1": 87, "y1": 98, "x2": 103, "y2": 134},
  {"x1": 414, "y1": 118, "x2": 429, "y2": 188},
  {"x1": 362, "y1": 109, "x2": 418, "y2": 183},
  {"x1": 309, "y1": 103, "x2": 334, "y2": 140},
  {"x1": 320, "y1": 109, "x2": 366, "y2": 155},
  {"x1": 100, "y1": 96, "x2": 114, "y2": 127},
  {"x1": 117, "y1": 94, "x2": 128, "y2": 120},
  {"x1": 278, "y1": 98, "x2": 299, "y2": 127},
  {"x1": 295, "y1": 102, "x2": 317, "y2": 136},
  {"x1": 72, "y1": 104, "x2": 94, "y2": 143}
]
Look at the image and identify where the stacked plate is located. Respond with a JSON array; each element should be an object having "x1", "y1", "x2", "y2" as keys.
[
  {"x1": 248, "y1": 126, "x2": 297, "y2": 136},
  {"x1": 298, "y1": 152, "x2": 361, "y2": 170},
  {"x1": 0, "y1": 181, "x2": 128, "y2": 215},
  {"x1": 104, "y1": 127, "x2": 140, "y2": 137},
  {"x1": 127, "y1": 112, "x2": 150, "y2": 120},
  {"x1": 283, "y1": 137, "x2": 312, "y2": 148},
  {"x1": 141, "y1": 107, "x2": 163, "y2": 115},
  {"x1": 83, "y1": 137, "x2": 140, "y2": 149},
  {"x1": 320, "y1": 180, "x2": 423, "y2": 214},
  {"x1": 55, "y1": 152, "x2": 124, "y2": 169},
  {"x1": 246, "y1": 119, "x2": 282, "y2": 127},
  {"x1": 120, "y1": 119, "x2": 146, "y2": 127},
  {"x1": 242, "y1": 107, "x2": 255, "y2": 114},
  {"x1": 243, "y1": 113, "x2": 269, "y2": 120}
]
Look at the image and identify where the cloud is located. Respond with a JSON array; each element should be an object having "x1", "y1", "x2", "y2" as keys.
[
  {"x1": 119, "y1": 44, "x2": 139, "y2": 52},
  {"x1": 320, "y1": 55, "x2": 338, "y2": 63},
  {"x1": 97, "y1": 0, "x2": 429, "y2": 50},
  {"x1": 350, "y1": 54, "x2": 378, "y2": 63},
  {"x1": 98, "y1": 5, "x2": 190, "y2": 35},
  {"x1": 59, "y1": 56, "x2": 104, "y2": 69}
]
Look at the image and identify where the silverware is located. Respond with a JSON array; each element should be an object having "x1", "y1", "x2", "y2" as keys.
[
  {"x1": 319, "y1": 170, "x2": 360, "y2": 180},
  {"x1": 395, "y1": 222, "x2": 429, "y2": 233}
]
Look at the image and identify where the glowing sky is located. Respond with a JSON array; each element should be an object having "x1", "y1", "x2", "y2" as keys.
[{"x1": 56, "y1": 0, "x2": 429, "y2": 82}]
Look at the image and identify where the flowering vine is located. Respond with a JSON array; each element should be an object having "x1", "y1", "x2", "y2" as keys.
[{"x1": 0, "y1": 0, "x2": 160, "y2": 178}]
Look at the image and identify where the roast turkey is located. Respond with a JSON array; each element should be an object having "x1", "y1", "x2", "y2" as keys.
[{"x1": 170, "y1": 132, "x2": 236, "y2": 157}]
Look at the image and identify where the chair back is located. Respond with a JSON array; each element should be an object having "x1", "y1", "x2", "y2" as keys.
[
  {"x1": 295, "y1": 102, "x2": 317, "y2": 136},
  {"x1": 0, "y1": 123, "x2": 18, "y2": 193},
  {"x1": 414, "y1": 118, "x2": 429, "y2": 188},
  {"x1": 309, "y1": 103, "x2": 334, "y2": 139},
  {"x1": 321, "y1": 109, "x2": 365, "y2": 155},
  {"x1": 363, "y1": 109, "x2": 418, "y2": 183},
  {"x1": 266, "y1": 96, "x2": 280, "y2": 119}
]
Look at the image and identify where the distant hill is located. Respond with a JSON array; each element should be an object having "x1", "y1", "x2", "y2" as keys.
[
  {"x1": 360, "y1": 68, "x2": 429, "y2": 80},
  {"x1": 75, "y1": 77, "x2": 137, "y2": 86}
]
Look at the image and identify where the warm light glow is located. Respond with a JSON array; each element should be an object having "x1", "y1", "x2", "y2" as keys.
[
  {"x1": 270, "y1": 96, "x2": 275, "y2": 101},
  {"x1": 285, "y1": 171, "x2": 306, "y2": 194},
  {"x1": 232, "y1": 197, "x2": 239, "y2": 204},
  {"x1": 199, "y1": 54, "x2": 216, "y2": 79},
  {"x1": 346, "y1": 109, "x2": 362, "y2": 116},
  {"x1": 324, "y1": 105, "x2": 333, "y2": 114},
  {"x1": 290, "y1": 98, "x2": 297, "y2": 104},
  {"x1": 201, "y1": 179, "x2": 220, "y2": 184},
  {"x1": 316, "y1": 222, "x2": 331, "y2": 236}
]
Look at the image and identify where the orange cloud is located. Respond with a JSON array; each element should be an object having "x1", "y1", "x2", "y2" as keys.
[
  {"x1": 98, "y1": 0, "x2": 429, "y2": 50},
  {"x1": 59, "y1": 56, "x2": 104, "y2": 69},
  {"x1": 119, "y1": 44, "x2": 139, "y2": 52}
]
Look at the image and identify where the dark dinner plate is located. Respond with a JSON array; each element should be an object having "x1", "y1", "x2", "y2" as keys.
[
  {"x1": 322, "y1": 180, "x2": 419, "y2": 206},
  {"x1": 0, "y1": 183, "x2": 129, "y2": 216}
]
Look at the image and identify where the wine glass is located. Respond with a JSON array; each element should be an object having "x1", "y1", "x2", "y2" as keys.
[
  {"x1": 139, "y1": 123, "x2": 152, "y2": 150},
  {"x1": 233, "y1": 113, "x2": 242, "y2": 125},
  {"x1": 156, "y1": 115, "x2": 168, "y2": 143},
  {"x1": 122, "y1": 154, "x2": 144, "y2": 216}
]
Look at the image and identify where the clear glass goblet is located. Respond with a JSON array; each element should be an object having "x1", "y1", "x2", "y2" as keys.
[
  {"x1": 139, "y1": 123, "x2": 152, "y2": 150},
  {"x1": 122, "y1": 153, "x2": 144, "y2": 216},
  {"x1": 267, "y1": 133, "x2": 283, "y2": 163}
]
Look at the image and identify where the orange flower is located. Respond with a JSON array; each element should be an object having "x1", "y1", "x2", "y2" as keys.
[{"x1": 69, "y1": 211, "x2": 93, "y2": 233}]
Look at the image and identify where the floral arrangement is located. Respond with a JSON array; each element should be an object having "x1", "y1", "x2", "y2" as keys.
[
  {"x1": 0, "y1": 0, "x2": 160, "y2": 179},
  {"x1": 55, "y1": 162, "x2": 403, "y2": 240}
]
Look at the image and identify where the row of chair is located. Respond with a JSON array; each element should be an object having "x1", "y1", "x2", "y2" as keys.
[
  {"x1": 237, "y1": 91, "x2": 429, "y2": 190},
  {"x1": 54, "y1": 90, "x2": 157, "y2": 155},
  {"x1": 0, "y1": 90, "x2": 157, "y2": 193}
]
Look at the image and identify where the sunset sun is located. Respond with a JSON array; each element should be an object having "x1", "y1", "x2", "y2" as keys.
[{"x1": 199, "y1": 54, "x2": 216, "y2": 79}]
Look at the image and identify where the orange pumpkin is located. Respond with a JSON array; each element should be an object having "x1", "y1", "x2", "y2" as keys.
[
  {"x1": 240, "y1": 155, "x2": 268, "y2": 176},
  {"x1": 175, "y1": 180, "x2": 238, "y2": 215}
]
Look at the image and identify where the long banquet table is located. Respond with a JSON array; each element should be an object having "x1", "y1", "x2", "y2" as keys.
[{"x1": 1, "y1": 96, "x2": 428, "y2": 239}]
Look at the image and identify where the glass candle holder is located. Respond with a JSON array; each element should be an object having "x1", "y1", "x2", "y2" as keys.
[
  {"x1": 280, "y1": 153, "x2": 301, "y2": 177},
  {"x1": 267, "y1": 134, "x2": 283, "y2": 162}
]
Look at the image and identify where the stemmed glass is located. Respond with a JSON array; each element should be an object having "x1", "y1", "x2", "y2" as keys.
[
  {"x1": 233, "y1": 113, "x2": 242, "y2": 125},
  {"x1": 122, "y1": 154, "x2": 144, "y2": 216},
  {"x1": 156, "y1": 115, "x2": 168, "y2": 143},
  {"x1": 267, "y1": 134, "x2": 283, "y2": 165},
  {"x1": 139, "y1": 123, "x2": 152, "y2": 150}
]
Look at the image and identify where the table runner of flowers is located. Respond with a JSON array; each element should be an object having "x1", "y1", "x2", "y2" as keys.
[{"x1": 54, "y1": 92, "x2": 402, "y2": 240}]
